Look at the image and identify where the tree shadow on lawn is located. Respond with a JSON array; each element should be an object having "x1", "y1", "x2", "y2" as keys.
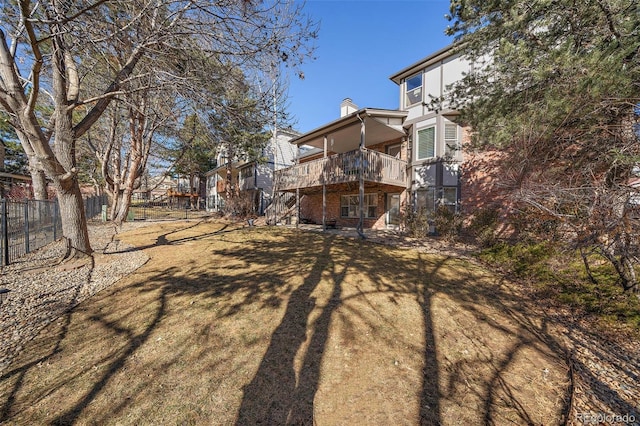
[{"x1": 0, "y1": 222, "x2": 573, "y2": 424}]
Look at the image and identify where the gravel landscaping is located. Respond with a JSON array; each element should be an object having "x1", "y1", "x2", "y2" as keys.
[{"x1": 0, "y1": 221, "x2": 150, "y2": 373}]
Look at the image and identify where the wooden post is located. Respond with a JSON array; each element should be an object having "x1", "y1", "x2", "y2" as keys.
[
  {"x1": 296, "y1": 187, "x2": 300, "y2": 229},
  {"x1": 322, "y1": 135, "x2": 327, "y2": 231},
  {"x1": 357, "y1": 115, "x2": 366, "y2": 238}
]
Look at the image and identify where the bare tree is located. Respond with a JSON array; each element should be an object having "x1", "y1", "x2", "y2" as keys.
[{"x1": 0, "y1": 0, "x2": 317, "y2": 259}]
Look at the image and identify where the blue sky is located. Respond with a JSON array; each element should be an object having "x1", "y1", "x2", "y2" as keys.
[{"x1": 286, "y1": 0, "x2": 453, "y2": 133}]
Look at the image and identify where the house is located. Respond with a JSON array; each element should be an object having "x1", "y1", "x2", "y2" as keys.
[
  {"x1": 273, "y1": 45, "x2": 475, "y2": 231},
  {"x1": 131, "y1": 174, "x2": 205, "y2": 209},
  {"x1": 205, "y1": 128, "x2": 300, "y2": 215},
  {"x1": 273, "y1": 99, "x2": 408, "y2": 231},
  {"x1": 389, "y1": 44, "x2": 472, "y2": 219},
  {"x1": 0, "y1": 171, "x2": 33, "y2": 199}
]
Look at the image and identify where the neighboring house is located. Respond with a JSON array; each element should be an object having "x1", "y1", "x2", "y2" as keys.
[
  {"x1": 205, "y1": 128, "x2": 300, "y2": 214},
  {"x1": 130, "y1": 174, "x2": 206, "y2": 210},
  {"x1": 0, "y1": 171, "x2": 32, "y2": 199},
  {"x1": 274, "y1": 45, "x2": 475, "y2": 230}
]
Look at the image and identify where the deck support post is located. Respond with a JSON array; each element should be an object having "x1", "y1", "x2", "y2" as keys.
[
  {"x1": 322, "y1": 135, "x2": 327, "y2": 231},
  {"x1": 296, "y1": 187, "x2": 300, "y2": 229},
  {"x1": 357, "y1": 114, "x2": 366, "y2": 239}
]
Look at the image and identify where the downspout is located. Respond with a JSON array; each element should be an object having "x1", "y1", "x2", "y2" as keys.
[{"x1": 356, "y1": 113, "x2": 366, "y2": 239}]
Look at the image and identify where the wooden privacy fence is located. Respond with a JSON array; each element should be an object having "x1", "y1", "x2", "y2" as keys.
[{"x1": 0, "y1": 195, "x2": 106, "y2": 266}]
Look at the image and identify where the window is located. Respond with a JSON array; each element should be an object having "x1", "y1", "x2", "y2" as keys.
[
  {"x1": 386, "y1": 144, "x2": 401, "y2": 159},
  {"x1": 415, "y1": 187, "x2": 458, "y2": 215},
  {"x1": 444, "y1": 123, "x2": 459, "y2": 157},
  {"x1": 415, "y1": 188, "x2": 436, "y2": 216},
  {"x1": 341, "y1": 193, "x2": 377, "y2": 218},
  {"x1": 417, "y1": 127, "x2": 435, "y2": 160},
  {"x1": 240, "y1": 166, "x2": 253, "y2": 179},
  {"x1": 441, "y1": 187, "x2": 458, "y2": 214},
  {"x1": 405, "y1": 73, "x2": 422, "y2": 106}
]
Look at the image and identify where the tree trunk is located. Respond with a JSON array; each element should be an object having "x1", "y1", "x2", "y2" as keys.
[
  {"x1": 106, "y1": 187, "x2": 118, "y2": 221},
  {"x1": 619, "y1": 256, "x2": 638, "y2": 295},
  {"x1": 30, "y1": 168, "x2": 48, "y2": 200},
  {"x1": 600, "y1": 245, "x2": 638, "y2": 294},
  {"x1": 55, "y1": 181, "x2": 92, "y2": 257},
  {"x1": 115, "y1": 186, "x2": 134, "y2": 225},
  {"x1": 114, "y1": 148, "x2": 143, "y2": 225},
  {"x1": 579, "y1": 248, "x2": 598, "y2": 285}
]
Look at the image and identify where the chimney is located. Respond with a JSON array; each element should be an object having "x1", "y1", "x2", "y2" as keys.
[{"x1": 340, "y1": 98, "x2": 358, "y2": 117}]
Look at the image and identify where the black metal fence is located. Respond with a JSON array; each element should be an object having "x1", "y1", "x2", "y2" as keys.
[
  {"x1": 1, "y1": 195, "x2": 106, "y2": 266},
  {"x1": 127, "y1": 199, "x2": 209, "y2": 221}
]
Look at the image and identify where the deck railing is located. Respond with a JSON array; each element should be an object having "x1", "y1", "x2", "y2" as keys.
[{"x1": 275, "y1": 149, "x2": 406, "y2": 191}]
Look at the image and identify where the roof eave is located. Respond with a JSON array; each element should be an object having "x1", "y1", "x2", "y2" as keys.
[
  {"x1": 291, "y1": 108, "x2": 408, "y2": 146},
  {"x1": 389, "y1": 43, "x2": 460, "y2": 84}
]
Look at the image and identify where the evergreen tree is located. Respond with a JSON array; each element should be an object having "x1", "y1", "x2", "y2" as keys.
[
  {"x1": 0, "y1": 114, "x2": 28, "y2": 175},
  {"x1": 447, "y1": 0, "x2": 640, "y2": 294},
  {"x1": 172, "y1": 113, "x2": 218, "y2": 208}
]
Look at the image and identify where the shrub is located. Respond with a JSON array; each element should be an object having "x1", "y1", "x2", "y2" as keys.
[
  {"x1": 223, "y1": 193, "x2": 257, "y2": 218},
  {"x1": 401, "y1": 206, "x2": 431, "y2": 238},
  {"x1": 467, "y1": 206, "x2": 500, "y2": 247},
  {"x1": 480, "y1": 241, "x2": 555, "y2": 279},
  {"x1": 433, "y1": 205, "x2": 463, "y2": 241}
]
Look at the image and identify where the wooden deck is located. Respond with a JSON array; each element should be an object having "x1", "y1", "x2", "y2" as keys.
[{"x1": 274, "y1": 149, "x2": 406, "y2": 191}]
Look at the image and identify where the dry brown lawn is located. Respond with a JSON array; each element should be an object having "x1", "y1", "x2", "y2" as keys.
[{"x1": 0, "y1": 219, "x2": 570, "y2": 425}]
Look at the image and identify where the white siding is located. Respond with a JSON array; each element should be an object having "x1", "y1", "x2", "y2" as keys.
[
  {"x1": 442, "y1": 55, "x2": 471, "y2": 110},
  {"x1": 400, "y1": 53, "x2": 471, "y2": 116},
  {"x1": 442, "y1": 55, "x2": 469, "y2": 90},
  {"x1": 272, "y1": 132, "x2": 298, "y2": 170},
  {"x1": 424, "y1": 63, "x2": 441, "y2": 110},
  {"x1": 256, "y1": 163, "x2": 272, "y2": 196},
  {"x1": 406, "y1": 104, "x2": 425, "y2": 121}
]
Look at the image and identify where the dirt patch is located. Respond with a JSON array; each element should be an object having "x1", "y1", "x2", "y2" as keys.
[{"x1": 0, "y1": 219, "x2": 571, "y2": 424}]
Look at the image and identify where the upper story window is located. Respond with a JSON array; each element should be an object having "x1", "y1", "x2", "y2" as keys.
[
  {"x1": 405, "y1": 73, "x2": 423, "y2": 106},
  {"x1": 417, "y1": 126, "x2": 435, "y2": 160},
  {"x1": 444, "y1": 123, "x2": 460, "y2": 157},
  {"x1": 240, "y1": 166, "x2": 253, "y2": 179}
]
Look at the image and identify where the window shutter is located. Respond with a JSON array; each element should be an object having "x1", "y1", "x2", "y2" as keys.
[
  {"x1": 418, "y1": 127, "x2": 435, "y2": 159},
  {"x1": 444, "y1": 123, "x2": 457, "y2": 140},
  {"x1": 444, "y1": 123, "x2": 458, "y2": 156}
]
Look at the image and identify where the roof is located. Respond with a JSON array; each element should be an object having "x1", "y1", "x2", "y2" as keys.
[
  {"x1": 276, "y1": 127, "x2": 302, "y2": 139},
  {"x1": 205, "y1": 160, "x2": 245, "y2": 177},
  {"x1": 297, "y1": 146, "x2": 323, "y2": 160},
  {"x1": 0, "y1": 171, "x2": 31, "y2": 181},
  {"x1": 290, "y1": 108, "x2": 408, "y2": 153},
  {"x1": 389, "y1": 43, "x2": 459, "y2": 85}
]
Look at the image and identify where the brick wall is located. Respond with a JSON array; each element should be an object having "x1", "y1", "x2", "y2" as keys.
[
  {"x1": 300, "y1": 189, "x2": 405, "y2": 230},
  {"x1": 459, "y1": 147, "x2": 516, "y2": 232},
  {"x1": 295, "y1": 137, "x2": 408, "y2": 230}
]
